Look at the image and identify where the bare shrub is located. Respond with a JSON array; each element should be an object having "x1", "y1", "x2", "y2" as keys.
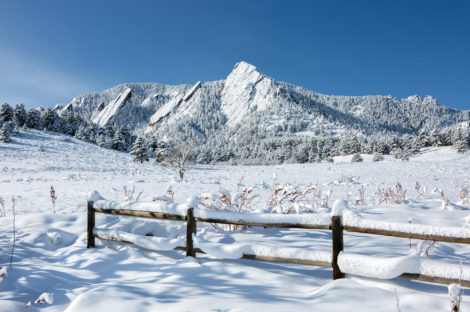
[
  {"x1": 440, "y1": 190, "x2": 450, "y2": 210},
  {"x1": 123, "y1": 185, "x2": 143, "y2": 202},
  {"x1": 153, "y1": 185, "x2": 175, "y2": 204},
  {"x1": 0, "y1": 196, "x2": 5, "y2": 217},
  {"x1": 416, "y1": 240, "x2": 436, "y2": 256},
  {"x1": 10, "y1": 196, "x2": 16, "y2": 268},
  {"x1": 50, "y1": 186, "x2": 57, "y2": 214},
  {"x1": 265, "y1": 183, "x2": 330, "y2": 213},
  {"x1": 415, "y1": 181, "x2": 423, "y2": 200},
  {"x1": 199, "y1": 177, "x2": 258, "y2": 231},
  {"x1": 354, "y1": 185, "x2": 366, "y2": 206},
  {"x1": 457, "y1": 181, "x2": 469, "y2": 205},
  {"x1": 374, "y1": 182, "x2": 407, "y2": 204},
  {"x1": 157, "y1": 143, "x2": 192, "y2": 180}
]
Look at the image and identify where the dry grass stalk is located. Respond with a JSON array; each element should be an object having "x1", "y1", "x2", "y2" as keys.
[
  {"x1": 415, "y1": 181, "x2": 423, "y2": 200},
  {"x1": 374, "y1": 182, "x2": 407, "y2": 205},
  {"x1": 355, "y1": 185, "x2": 366, "y2": 206},
  {"x1": 449, "y1": 283, "x2": 462, "y2": 312},
  {"x1": 199, "y1": 177, "x2": 258, "y2": 231},
  {"x1": 123, "y1": 185, "x2": 143, "y2": 201},
  {"x1": 457, "y1": 181, "x2": 469, "y2": 205},
  {"x1": 50, "y1": 186, "x2": 57, "y2": 214},
  {"x1": 10, "y1": 196, "x2": 16, "y2": 268},
  {"x1": 266, "y1": 183, "x2": 327, "y2": 214},
  {"x1": 0, "y1": 197, "x2": 5, "y2": 217},
  {"x1": 440, "y1": 190, "x2": 449, "y2": 210}
]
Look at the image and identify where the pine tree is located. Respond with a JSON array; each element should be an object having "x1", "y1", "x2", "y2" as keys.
[
  {"x1": 0, "y1": 103, "x2": 13, "y2": 123},
  {"x1": 351, "y1": 152, "x2": 363, "y2": 162},
  {"x1": 130, "y1": 138, "x2": 149, "y2": 163},
  {"x1": 455, "y1": 139, "x2": 469, "y2": 154},
  {"x1": 42, "y1": 108, "x2": 58, "y2": 131},
  {"x1": 372, "y1": 153, "x2": 384, "y2": 162},
  {"x1": 12, "y1": 104, "x2": 27, "y2": 127},
  {"x1": 0, "y1": 124, "x2": 11, "y2": 142},
  {"x1": 26, "y1": 109, "x2": 42, "y2": 129}
]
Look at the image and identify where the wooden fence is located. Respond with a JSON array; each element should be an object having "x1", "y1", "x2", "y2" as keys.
[{"x1": 87, "y1": 200, "x2": 470, "y2": 288}]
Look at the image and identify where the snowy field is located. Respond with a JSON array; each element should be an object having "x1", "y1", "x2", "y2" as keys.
[{"x1": 1, "y1": 129, "x2": 470, "y2": 311}]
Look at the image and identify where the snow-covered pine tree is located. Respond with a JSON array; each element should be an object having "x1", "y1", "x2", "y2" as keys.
[
  {"x1": 0, "y1": 103, "x2": 13, "y2": 123},
  {"x1": 455, "y1": 138, "x2": 469, "y2": 154},
  {"x1": 42, "y1": 108, "x2": 58, "y2": 132},
  {"x1": 12, "y1": 104, "x2": 27, "y2": 127},
  {"x1": 130, "y1": 138, "x2": 149, "y2": 163},
  {"x1": 351, "y1": 152, "x2": 363, "y2": 162},
  {"x1": 372, "y1": 153, "x2": 384, "y2": 162},
  {"x1": 0, "y1": 123, "x2": 11, "y2": 142},
  {"x1": 26, "y1": 108, "x2": 42, "y2": 129},
  {"x1": 112, "y1": 126, "x2": 129, "y2": 151}
]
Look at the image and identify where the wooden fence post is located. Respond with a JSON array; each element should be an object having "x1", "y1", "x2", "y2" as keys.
[
  {"x1": 331, "y1": 215, "x2": 344, "y2": 280},
  {"x1": 186, "y1": 208, "x2": 197, "y2": 257},
  {"x1": 87, "y1": 201, "x2": 95, "y2": 248}
]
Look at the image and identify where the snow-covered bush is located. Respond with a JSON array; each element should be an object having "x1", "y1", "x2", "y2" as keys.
[
  {"x1": 265, "y1": 184, "x2": 330, "y2": 213},
  {"x1": 200, "y1": 178, "x2": 257, "y2": 214},
  {"x1": 199, "y1": 178, "x2": 258, "y2": 230},
  {"x1": 351, "y1": 153, "x2": 363, "y2": 163},
  {"x1": 0, "y1": 123, "x2": 11, "y2": 142},
  {"x1": 372, "y1": 153, "x2": 384, "y2": 162}
]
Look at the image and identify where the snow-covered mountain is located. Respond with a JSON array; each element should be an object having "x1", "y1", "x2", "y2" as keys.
[{"x1": 59, "y1": 61, "x2": 470, "y2": 144}]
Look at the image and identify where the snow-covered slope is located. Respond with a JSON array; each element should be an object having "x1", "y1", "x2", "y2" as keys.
[{"x1": 2, "y1": 129, "x2": 470, "y2": 311}]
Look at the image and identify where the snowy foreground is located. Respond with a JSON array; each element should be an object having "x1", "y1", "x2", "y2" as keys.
[{"x1": 1, "y1": 130, "x2": 470, "y2": 311}]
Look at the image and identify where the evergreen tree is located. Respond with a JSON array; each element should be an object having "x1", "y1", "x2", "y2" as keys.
[
  {"x1": 372, "y1": 153, "x2": 384, "y2": 162},
  {"x1": 130, "y1": 138, "x2": 149, "y2": 163},
  {"x1": 0, "y1": 123, "x2": 11, "y2": 142},
  {"x1": 351, "y1": 152, "x2": 363, "y2": 162},
  {"x1": 42, "y1": 108, "x2": 59, "y2": 131},
  {"x1": 112, "y1": 126, "x2": 133, "y2": 151},
  {"x1": 12, "y1": 104, "x2": 27, "y2": 127},
  {"x1": 455, "y1": 138, "x2": 469, "y2": 154},
  {"x1": 0, "y1": 103, "x2": 13, "y2": 123},
  {"x1": 26, "y1": 108, "x2": 42, "y2": 129}
]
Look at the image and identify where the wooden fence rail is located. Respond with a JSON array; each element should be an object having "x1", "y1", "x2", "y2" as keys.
[{"x1": 87, "y1": 200, "x2": 470, "y2": 288}]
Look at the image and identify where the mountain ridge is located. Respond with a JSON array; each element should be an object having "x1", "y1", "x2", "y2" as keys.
[{"x1": 58, "y1": 61, "x2": 470, "y2": 149}]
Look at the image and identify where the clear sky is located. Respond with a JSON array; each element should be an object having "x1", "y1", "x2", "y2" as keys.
[{"x1": 1, "y1": 0, "x2": 469, "y2": 110}]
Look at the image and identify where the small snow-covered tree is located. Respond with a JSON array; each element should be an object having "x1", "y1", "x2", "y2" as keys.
[
  {"x1": 351, "y1": 152, "x2": 363, "y2": 163},
  {"x1": 130, "y1": 138, "x2": 149, "y2": 163},
  {"x1": 455, "y1": 139, "x2": 469, "y2": 154},
  {"x1": 0, "y1": 124, "x2": 11, "y2": 142},
  {"x1": 372, "y1": 153, "x2": 384, "y2": 162},
  {"x1": 0, "y1": 103, "x2": 13, "y2": 123},
  {"x1": 12, "y1": 104, "x2": 27, "y2": 127},
  {"x1": 157, "y1": 142, "x2": 193, "y2": 179}
]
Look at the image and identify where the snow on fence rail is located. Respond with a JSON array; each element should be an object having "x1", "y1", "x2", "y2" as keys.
[{"x1": 86, "y1": 193, "x2": 470, "y2": 288}]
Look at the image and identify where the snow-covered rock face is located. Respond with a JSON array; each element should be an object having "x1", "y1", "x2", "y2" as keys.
[
  {"x1": 221, "y1": 61, "x2": 275, "y2": 126},
  {"x1": 93, "y1": 88, "x2": 132, "y2": 127}
]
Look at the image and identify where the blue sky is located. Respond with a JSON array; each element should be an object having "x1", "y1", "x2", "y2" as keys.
[{"x1": 1, "y1": 0, "x2": 469, "y2": 110}]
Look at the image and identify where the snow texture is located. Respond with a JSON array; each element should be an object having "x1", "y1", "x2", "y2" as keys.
[
  {"x1": 94, "y1": 229, "x2": 184, "y2": 251},
  {"x1": 342, "y1": 208, "x2": 470, "y2": 238}
]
